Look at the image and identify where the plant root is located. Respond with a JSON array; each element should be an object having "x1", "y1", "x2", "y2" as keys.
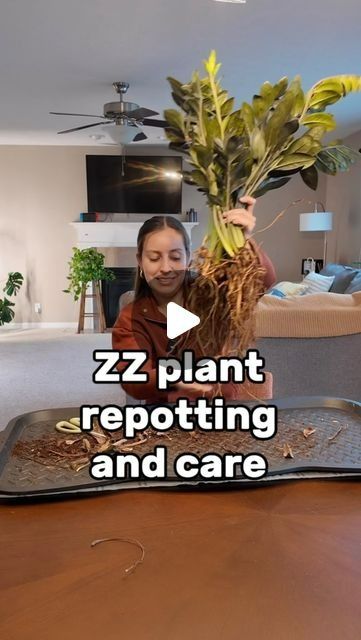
[{"x1": 174, "y1": 240, "x2": 266, "y2": 362}]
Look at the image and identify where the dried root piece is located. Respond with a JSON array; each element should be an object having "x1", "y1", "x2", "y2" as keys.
[
  {"x1": 91, "y1": 537, "x2": 145, "y2": 575},
  {"x1": 70, "y1": 458, "x2": 90, "y2": 472},
  {"x1": 328, "y1": 426, "x2": 345, "y2": 442},
  {"x1": 303, "y1": 427, "x2": 316, "y2": 439},
  {"x1": 283, "y1": 443, "x2": 294, "y2": 459}
]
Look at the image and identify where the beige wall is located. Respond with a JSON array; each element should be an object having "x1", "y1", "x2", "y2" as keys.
[
  {"x1": 0, "y1": 140, "x2": 357, "y2": 325},
  {"x1": 325, "y1": 129, "x2": 361, "y2": 266}
]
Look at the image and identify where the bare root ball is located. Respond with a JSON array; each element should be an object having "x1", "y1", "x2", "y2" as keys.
[{"x1": 177, "y1": 241, "x2": 266, "y2": 360}]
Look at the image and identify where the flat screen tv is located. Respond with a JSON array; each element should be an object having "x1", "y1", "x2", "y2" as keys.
[{"x1": 86, "y1": 155, "x2": 182, "y2": 214}]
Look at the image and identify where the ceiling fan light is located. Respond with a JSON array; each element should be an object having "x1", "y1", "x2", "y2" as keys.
[{"x1": 104, "y1": 124, "x2": 138, "y2": 144}]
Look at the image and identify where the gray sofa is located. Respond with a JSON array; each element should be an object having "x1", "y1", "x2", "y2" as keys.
[{"x1": 257, "y1": 334, "x2": 361, "y2": 402}]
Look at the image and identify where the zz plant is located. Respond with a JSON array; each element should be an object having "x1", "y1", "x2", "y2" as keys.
[{"x1": 163, "y1": 51, "x2": 361, "y2": 359}]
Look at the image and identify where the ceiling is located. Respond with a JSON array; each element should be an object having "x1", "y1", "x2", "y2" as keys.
[{"x1": 1, "y1": 0, "x2": 360, "y2": 147}]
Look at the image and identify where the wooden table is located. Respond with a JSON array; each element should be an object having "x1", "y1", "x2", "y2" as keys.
[{"x1": 1, "y1": 481, "x2": 360, "y2": 640}]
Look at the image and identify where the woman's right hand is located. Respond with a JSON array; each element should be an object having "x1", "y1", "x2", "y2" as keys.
[{"x1": 174, "y1": 381, "x2": 214, "y2": 397}]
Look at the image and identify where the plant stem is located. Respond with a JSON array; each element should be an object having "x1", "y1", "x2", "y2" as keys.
[{"x1": 213, "y1": 206, "x2": 235, "y2": 257}]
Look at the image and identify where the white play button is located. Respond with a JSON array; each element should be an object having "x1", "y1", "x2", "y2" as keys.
[{"x1": 167, "y1": 302, "x2": 200, "y2": 340}]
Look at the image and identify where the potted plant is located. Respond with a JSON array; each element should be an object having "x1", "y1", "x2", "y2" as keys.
[
  {"x1": 0, "y1": 272, "x2": 24, "y2": 326},
  {"x1": 64, "y1": 247, "x2": 115, "y2": 333}
]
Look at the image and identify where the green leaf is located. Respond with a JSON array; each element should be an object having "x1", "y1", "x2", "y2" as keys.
[
  {"x1": 164, "y1": 109, "x2": 185, "y2": 132},
  {"x1": 264, "y1": 90, "x2": 295, "y2": 146},
  {"x1": 307, "y1": 125, "x2": 327, "y2": 141},
  {"x1": 3, "y1": 271, "x2": 24, "y2": 296},
  {"x1": 227, "y1": 111, "x2": 245, "y2": 136},
  {"x1": 315, "y1": 156, "x2": 337, "y2": 175},
  {"x1": 220, "y1": 97, "x2": 235, "y2": 117},
  {"x1": 252, "y1": 94, "x2": 268, "y2": 120},
  {"x1": 259, "y1": 81, "x2": 274, "y2": 99},
  {"x1": 250, "y1": 128, "x2": 266, "y2": 160},
  {"x1": 204, "y1": 50, "x2": 219, "y2": 75},
  {"x1": 167, "y1": 76, "x2": 186, "y2": 97},
  {"x1": 278, "y1": 119, "x2": 299, "y2": 144},
  {"x1": 316, "y1": 145, "x2": 361, "y2": 174},
  {"x1": 0, "y1": 299, "x2": 15, "y2": 325},
  {"x1": 300, "y1": 165, "x2": 319, "y2": 190},
  {"x1": 305, "y1": 74, "x2": 361, "y2": 113},
  {"x1": 273, "y1": 77, "x2": 289, "y2": 99},
  {"x1": 286, "y1": 133, "x2": 315, "y2": 155},
  {"x1": 240, "y1": 102, "x2": 255, "y2": 136},
  {"x1": 274, "y1": 153, "x2": 316, "y2": 171},
  {"x1": 253, "y1": 176, "x2": 291, "y2": 198},
  {"x1": 302, "y1": 112, "x2": 336, "y2": 130},
  {"x1": 182, "y1": 169, "x2": 208, "y2": 188}
]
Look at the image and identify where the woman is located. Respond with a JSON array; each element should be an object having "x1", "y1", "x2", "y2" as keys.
[{"x1": 112, "y1": 196, "x2": 276, "y2": 403}]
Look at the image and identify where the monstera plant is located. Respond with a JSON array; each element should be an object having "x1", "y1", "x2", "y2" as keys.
[
  {"x1": 164, "y1": 51, "x2": 361, "y2": 359},
  {"x1": 0, "y1": 272, "x2": 24, "y2": 326}
]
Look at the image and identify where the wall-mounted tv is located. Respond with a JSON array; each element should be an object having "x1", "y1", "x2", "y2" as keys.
[{"x1": 86, "y1": 155, "x2": 182, "y2": 214}]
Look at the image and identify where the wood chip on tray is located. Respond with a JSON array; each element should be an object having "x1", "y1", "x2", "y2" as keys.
[
  {"x1": 282, "y1": 443, "x2": 294, "y2": 459},
  {"x1": 303, "y1": 427, "x2": 316, "y2": 439}
]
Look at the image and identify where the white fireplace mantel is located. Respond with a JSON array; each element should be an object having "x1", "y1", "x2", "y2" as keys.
[{"x1": 70, "y1": 221, "x2": 199, "y2": 248}]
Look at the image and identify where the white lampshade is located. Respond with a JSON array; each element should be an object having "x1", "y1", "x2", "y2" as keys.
[
  {"x1": 299, "y1": 211, "x2": 333, "y2": 232},
  {"x1": 104, "y1": 123, "x2": 138, "y2": 144}
]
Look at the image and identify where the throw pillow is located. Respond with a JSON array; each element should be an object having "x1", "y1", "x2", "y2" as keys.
[
  {"x1": 302, "y1": 272, "x2": 335, "y2": 294},
  {"x1": 267, "y1": 281, "x2": 308, "y2": 297},
  {"x1": 320, "y1": 263, "x2": 357, "y2": 293},
  {"x1": 344, "y1": 271, "x2": 361, "y2": 294}
]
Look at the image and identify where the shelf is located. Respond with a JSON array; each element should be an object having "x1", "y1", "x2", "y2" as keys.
[{"x1": 70, "y1": 221, "x2": 199, "y2": 248}]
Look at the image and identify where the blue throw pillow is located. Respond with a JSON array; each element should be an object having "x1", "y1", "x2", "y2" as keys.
[
  {"x1": 320, "y1": 264, "x2": 357, "y2": 293},
  {"x1": 268, "y1": 288, "x2": 286, "y2": 298},
  {"x1": 344, "y1": 271, "x2": 361, "y2": 294}
]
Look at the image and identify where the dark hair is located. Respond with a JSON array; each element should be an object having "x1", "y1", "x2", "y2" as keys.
[{"x1": 134, "y1": 216, "x2": 191, "y2": 300}]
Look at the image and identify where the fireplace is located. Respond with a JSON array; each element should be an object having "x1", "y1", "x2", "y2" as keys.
[{"x1": 102, "y1": 267, "x2": 137, "y2": 328}]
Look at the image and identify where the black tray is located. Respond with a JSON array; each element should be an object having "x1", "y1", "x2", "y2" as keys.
[{"x1": 0, "y1": 397, "x2": 360, "y2": 499}]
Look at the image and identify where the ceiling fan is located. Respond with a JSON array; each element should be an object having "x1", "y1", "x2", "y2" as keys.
[{"x1": 50, "y1": 82, "x2": 167, "y2": 144}]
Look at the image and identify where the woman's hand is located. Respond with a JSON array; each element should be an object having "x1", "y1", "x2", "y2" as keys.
[
  {"x1": 222, "y1": 196, "x2": 256, "y2": 238},
  {"x1": 174, "y1": 381, "x2": 214, "y2": 397}
]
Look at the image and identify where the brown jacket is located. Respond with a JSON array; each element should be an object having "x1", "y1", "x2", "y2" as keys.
[{"x1": 112, "y1": 244, "x2": 276, "y2": 403}]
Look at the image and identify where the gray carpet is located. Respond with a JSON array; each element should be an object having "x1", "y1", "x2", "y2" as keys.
[{"x1": 0, "y1": 328, "x2": 125, "y2": 430}]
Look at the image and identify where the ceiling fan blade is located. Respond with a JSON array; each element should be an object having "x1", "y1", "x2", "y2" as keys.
[
  {"x1": 50, "y1": 112, "x2": 105, "y2": 118},
  {"x1": 57, "y1": 121, "x2": 109, "y2": 134},
  {"x1": 126, "y1": 107, "x2": 159, "y2": 120},
  {"x1": 133, "y1": 131, "x2": 148, "y2": 142},
  {"x1": 142, "y1": 118, "x2": 167, "y2": 128}
]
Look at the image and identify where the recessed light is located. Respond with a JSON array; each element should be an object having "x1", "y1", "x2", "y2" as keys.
[{"x1": 89, "y1": 134, "x2": 105, "y2": 140}]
